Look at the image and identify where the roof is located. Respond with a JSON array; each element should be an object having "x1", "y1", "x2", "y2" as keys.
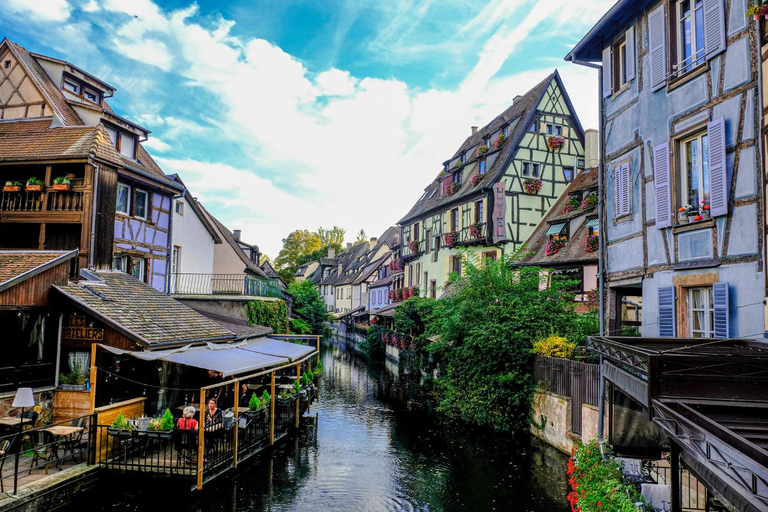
[
  {"x1": 517, "y1": 168, "x2": 599, "y2": 266},
  {"x1": 121, "y1": 144, "x2": 182, "y2": 190},
  {"x1": 369, "y1": 274, "x2": 394, "y2": 288},
  {"x1": 0, "y1": 250, "x2": 78, "y2": 292},
  {"x1": 399, "y1": 71, "x2": 582, "y2": 225},
  {"x1": 199, "y1": 205, "x2": 269, "y2": 278},
  {"x1": 370, "y1": 302, "x2": 398, "y2": 318},
  {"x1": 54, "y1": 270, "x2": 236, "y2": 348},
  {"x1": 169, "y1": 174, "x2": 222, "y2": 244},
  {"x1": 565, "y1": 1, "x2": 651, "y2": 63},
  {"x1": 0, "y1": 120, "x2": 123, "y2": 166},
  {"x1": 196, "y1": 310, "x2": 273, "y2": 340}
]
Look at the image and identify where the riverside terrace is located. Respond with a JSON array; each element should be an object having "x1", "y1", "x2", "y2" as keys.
[{"x1": 587, "y1": 336, "x2": 768, "y2": 512}]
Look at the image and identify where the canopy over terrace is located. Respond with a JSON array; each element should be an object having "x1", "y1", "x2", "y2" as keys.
[{"x1": 97, "y1": 338, "x2": 316, "y2": 377}]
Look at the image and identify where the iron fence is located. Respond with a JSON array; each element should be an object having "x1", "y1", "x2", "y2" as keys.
[{"x1": 169, "y1": 273, "x2": 282, "y2": 298}]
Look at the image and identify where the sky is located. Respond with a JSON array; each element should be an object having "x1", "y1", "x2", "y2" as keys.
[{"x1": 1, "y1": 0, "x2": 614, "y2": 257}]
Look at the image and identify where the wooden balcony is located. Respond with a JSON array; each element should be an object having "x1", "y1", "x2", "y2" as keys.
[{"x1": 1, "y1": 188, "x2": 84, "y2": 213}]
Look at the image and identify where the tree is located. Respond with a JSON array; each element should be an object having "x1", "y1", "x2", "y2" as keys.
[
  {"x1": 295, "y1": 242, "x2": 342, "y2": 267},
  {"x1": 287, "y1": 280, "x2": 328, "y2": 335},
  {"x1": 427, "y1": 252, "x2": 582, "y2": 432},
  {"x1": 274, "y1": 230, "x2": 322, "y2": 283},
  {"x1": 355, "y1": 229, "x2": 367, "y2": 243},
  {"x1": 317, "y1": 226, "x2": 345, "y2": 247}
]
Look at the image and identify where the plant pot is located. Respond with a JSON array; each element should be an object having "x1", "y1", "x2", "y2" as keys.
[
  {"x1": 677, "y1": 212, "x2": 688, "y2": 224},
  {"x1": 147, "y1": 430, "x2": 173, "y2": 440},
  {"x1": 687, "y1": 215, "x2": 698, "y2": 224},
  {"x1": 59, "y1": 383, "x2": 87, "y2": 391},
  {"x1": 26, "y1": 185, "x2": 42, "y2": 192},
  {"x1": 2, "y1": 186, "x2": 20, "y2": 193},
  {"x1": 53, "y1": 184, "x2": 70, "y2": 191},
  {"x1": 66, "y1": 173, "x2": 76, "y2": 180},
  {"x1": 755, "y1": 14, "x2": 762, "y2": 20}
]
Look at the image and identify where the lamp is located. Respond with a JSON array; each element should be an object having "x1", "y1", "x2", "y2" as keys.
[{"x1": 12, "y1": 387, "x2": 34, "y2": 494}]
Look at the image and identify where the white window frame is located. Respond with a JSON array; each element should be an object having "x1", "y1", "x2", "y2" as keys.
[
  {"x1": 84, "y1": 88, "x2": 99, "y2": 103},
  {"x1": 132, "y1": 258, "x2": 147, "y2": 283},
  {"x1": 63, "y1": 79, "x2": 79, "y2": 94},
  {"x1": 175, "y1": 201, "x2": 184, "y2": 216},
  {"x1": 172, "y1": 246, "x2": 181, "y2": 274},
  {"x1": 689, "y1": 286, "x2": 714, "y2": 338},
  {"x1": 113, "y1": 255, "x2": 128, "y2": 272},
  {"x1": 116, "y1": 183, "x2": 131, "y2": 215},
  {"x1": 618, "y1": 40, "x2": 627, "y2": 87},
  {"x1": 678, "y1": 131, "x2": 709, "y2": 209},
  {"x1": 134, "y1": 189, "x2": 149, "y2": 219},
  {"x1": 675, "y1": 0, "x2": 706, "y2": 75}
]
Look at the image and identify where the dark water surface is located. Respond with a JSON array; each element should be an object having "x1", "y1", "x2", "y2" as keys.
[{"x1": 61, "y1": 338, "x2": 569, "y2": 511}]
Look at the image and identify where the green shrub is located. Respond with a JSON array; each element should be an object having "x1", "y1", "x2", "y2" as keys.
[
  {"x1": 247, "y1": 299, "x2": 289, "y2": 333},
  {"x1": 248, "y1": 393, "x2": 261, "y2": 412},
  {"x1": 160, "y1": 408, "x2": 174, "y2": 431},
  {"x1": 261, "y1": 390, "x2": 270, "y2": 407},
  {"x1": 290, "y1": 318, "x2": 311, "y2": 334}
]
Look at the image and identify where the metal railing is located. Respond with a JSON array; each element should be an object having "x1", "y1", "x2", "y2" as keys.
[
  {"x1": 169, "y1": 273, "x2": 282, "y2": 298},
  {"x1": 532, "y1": 354, "x2": 600, "y2": 435}
]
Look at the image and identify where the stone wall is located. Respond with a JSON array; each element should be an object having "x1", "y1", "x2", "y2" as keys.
[
  {"x1": 0, "y1": 389, "x2": 54, "y2": 428},
  {"x1": 530, "y1": 391, "x2": 607, "y2": 454}
]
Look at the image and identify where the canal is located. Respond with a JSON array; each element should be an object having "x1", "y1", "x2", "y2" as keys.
[{"x1": 62, "y1": 338, "x2": 569, "y2": 511}]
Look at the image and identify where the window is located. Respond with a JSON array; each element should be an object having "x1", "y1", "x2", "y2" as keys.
[
  {"x1": 113, "y1": 255, "x2": 128, "y2": 272},
  {"x1": 121, "y1": 134, "x2": 136, "y2": 159},
  {"x1": 529, "y1": 123, "x2": 536, "y2": 132},
  {"x1": 4, "y1": 60, "x2": 10, "y2": 69},
  {"x1": 453, "y1": 171, "x2": 463, "y2": 186},
  {"x1": 612, "y1": 39, "x2": 628, "y2": 92},
  {"x1": 563, "y1": 167, "x2": 574, "y2": 183},
  {"x1": 480, "y1": 160, "x2": 486, "y2": 175},
  {"x1": 84, "y1": 88, "x2": 99, "y2": 103},
  {"x1": 450, "y1": 255, "x2": 461, "y2": 275},
  {"x1": 116, "y1": 183, "x2": 130, "y2": 214},
  {"x1": 554, "y1": 125, "x2": 563, "y2": 136},
  {"x1": 451, "y1": 208, "x2": 459, "y2": 232},
  {"x1": 689, "y1": 287, "x2": 714, "y2": 338},
  {"x1": 172, "y1": 246, "x2": 181, "y2": 274},
  {"x1": 63, "y1": 79, "x2": 79, "y2": 94},
  {"x1": 425, "y1": 230, "x2": 432, "y2": 253},
  {"x1": 521, "y1": 162, "x2": 539, "y2": 178},
  {"x1": 546, "y1": 124, "x2": 553, "y2": 135},
  {"x1": 175, "y1": 201, "x2": 184, "y2": 216},
  {"x1": 134, "y1": 189, "x2": 149, "y2": 219},
  {"x1": 430, "y1": 280, "x2": 437, "y2": 299},
  {"x1": 603, "y1": 26, "x2": 637, "y2": 95},
  {"x1": 461, "y1": 153, "x2": 466, "y2": 163},
  {"x1": 132, "y1": 258, "x2": 147, "y2": 282},
  {"x1": 413, "y1": 223, "x2": 420, "y2": 241},
  {"x1": 408, "y1": 265, "x2": 413, "y2": 286},
  {"x1": 503, "y1": 126, "x2": 509, "y2": 137},
  {"x1": 614, "y1": 162, "x2": 631, "y2": 218},
  {"x1": 475, "y1": 200, "x2": 483, "y2": 223},
  {"x1": 679, "y1": 131, "x2": 709, "y2": 209},
  {"x1": 674, "y1": 0, "x2": 705, "y2": 75},
  {"x1": 483, "y1": 251, "x2": 497, "y2": 264}
]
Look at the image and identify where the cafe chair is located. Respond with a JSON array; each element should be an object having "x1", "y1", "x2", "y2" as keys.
[
  {"x1": 29, "y1": 430, "x2": 55, "y2": 474},
  {"x1": 63, "y1": 417, "x2": 87, "y2": 463},
  {"x1": 0, "y1": 439, "x2": 10, "y2": 492},
  {"x1": 174, "y1": 429, "x2": 196, "y2": 466}
]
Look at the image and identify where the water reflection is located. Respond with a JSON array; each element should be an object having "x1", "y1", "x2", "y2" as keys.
[{"x1": 62, "y1": 337, "x2": 568, "y2": 511}]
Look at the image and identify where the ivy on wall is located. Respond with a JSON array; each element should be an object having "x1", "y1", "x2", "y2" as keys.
[{"x1": 246, "y1": 299, "x2": 289, "y2": 334}]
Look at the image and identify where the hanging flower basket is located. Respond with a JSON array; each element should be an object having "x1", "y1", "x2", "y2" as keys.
[
  {"x1": 388, "y1": 259, "x2": 403, "y2": 272},
  {"x1": 476, "y1": 145, "x2": 489, "y2": 157},
  {"x1": 469, "y1": 223, "x2": 483, "y2": 239},
  {"x1": 470, "y1": 173, "x2": 483, "y2": 187},
  {"x1": 409, "y1": 240, "x2": 419, "y2": 253},
  {"x1": 444, "y1": 232, "x2": 458, "y2": 247},
  {"x1": 562, "y1": 196, "x2": 581, "y2": 214},
  {"x1": 544, "y1": 239, "x2": 566, "y2": 256},
  {"x1": 450, "y1": 183, "x2": 462, "y2": 195},
  {"x1": 584, "y1": 234, "x2": 599, "y2": 252},
  {"x1": 523, "y1": 178, "x2": 543, "y2": 195},
  {"x1": 546, "y1": 135, "x2": 566, "y2": 151},
  {"x1": 580, "y1": 194, "x2": 598, "y2": 210},
  {"x1": 493, "y1": 133, "x2": 506, "y2": 149}
]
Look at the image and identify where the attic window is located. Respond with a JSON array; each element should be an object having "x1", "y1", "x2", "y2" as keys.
[
  {"x1": 63, "y1": 79, "x2": 79, "y2": 94},
  {"x1": 461, "y1": 153, "x2": 466, "y2": 163},
  {"x1": 84, "y1": 88, "x2": 99, "y2": 103},
  {"x1": 503, "y1": 126, "x2": 509, "y2": 137},
  {"x1": 4, "y1": 60, "x2": 10, "y2": 69},
  {"x1": 529, "y1": 123, "x2": 536, "y2": 132}
]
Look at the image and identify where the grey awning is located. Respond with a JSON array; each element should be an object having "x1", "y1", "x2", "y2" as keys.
[
  {"x1": 97, "y1": 338, "x2": 308, "y2": 377},
  {"x1": 545, "y1": 223, "x2": 566, "y2": 236},
  {"x1": 585, "y1": 218, "x2": 599, "y2": 228}
]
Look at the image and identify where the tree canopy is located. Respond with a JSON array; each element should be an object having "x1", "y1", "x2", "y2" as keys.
[
  {"x1": 317, "y1": 226, "x2": 345, "y2": 247},
  {"x1": 355, "y1": 229, "x2": 367, "y2": 243},
  {"x1": 274, "y1": 230, "x2": 322, "y2": 283},
  {"x1": 287, "y1": 280, "x2": 328, "y2": 335}
]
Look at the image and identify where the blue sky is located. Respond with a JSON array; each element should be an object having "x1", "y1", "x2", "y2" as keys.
[{"x1": 1, "y1": 0, "x2": 612, "y2": 256}]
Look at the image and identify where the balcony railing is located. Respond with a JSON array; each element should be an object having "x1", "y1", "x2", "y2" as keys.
[
  {"x1": 169, "y1": 273, "x2": 282, "y2": 298},
  {"x1": 0, "y1": 188, "x2": 84, "y2": 213}
]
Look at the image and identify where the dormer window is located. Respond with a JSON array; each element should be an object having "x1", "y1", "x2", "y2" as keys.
[
  {"x1": 84, "y1": 88, "x2": 99, "y2": 103},
  {"x1": 503, "y1": 126, "x2": 509, "y2": 137},
  {"x1": 461, "y1": 153, "x2": 466, "y2": 163},
  {"x1": 480, "y1": 160, "x2": 486, "y2": 175},
  {"x1": 546, "y1": 222, "x2": 568, "y2": 241},
  {"x1": 444, "y1": 163, "x2": 450, "y2": 173},
  {"x1": 63, "y1": 79, "x2": 79, "y2": 94},
  {"x1": 4, "y1": 60, "x2": 10, "y2": 69}
]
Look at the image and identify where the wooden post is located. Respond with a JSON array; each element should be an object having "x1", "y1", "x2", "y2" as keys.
[
  {"x1": 316, "y1": 335, "x2": 321, "y2": 352},
  {"x1": 233, "y1": 380, "x2": 239, "y2": 468},
  {"x1": 197, "y1": 388, "x2": 206, "y2": 491},
  {"x1": 89, "y1": 343, "x2": 98, "y2": 413},
  {"x1": 295, "y1": 364, "x2": 300, "y2": 428},
  {"x1": 269, "y1": 371, "x2": 275, "y2": 445}
]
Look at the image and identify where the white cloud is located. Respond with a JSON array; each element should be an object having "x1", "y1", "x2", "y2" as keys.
[
  {"x1": 143, "y1": 137, "x2": 172, "y2": 152},
  {"x1": 315, "y1": 69, "x2": 357, "y2": 97},
  {"x1": 80, "y1": 0, "x2": 100, "y2": 12},
  {"x1": 5, "y1": 0, "x2": 71, "y2": 22}
]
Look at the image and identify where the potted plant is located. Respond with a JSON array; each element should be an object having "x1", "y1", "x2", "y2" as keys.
[
  {"x1": 53, "y1": 176, "x2": 71, "y2": 191},
  {"x1": 444, "y1": 232, "x2": 458, "y2": 247},
  {"x1": 748, "y1": 3, "x2": 762, "y2": 19},
  {"x1": 700, "y1": 202, "x2": 711, "y2": 220},
  {"x1": 26, "y1": 177, "x2": 44, "y2": 192},
  {"x1": 449, "y1": 182, "x2": 461, "y2": 195},
  {"x1": 493, "y1": 133, "x2": 506, "y2": 149},
  {"x1": 523, "y1": 178, "x2": 543, "y2": 195},
  {"x1": 109, "y1": 412, "x2": 137, "y2": 439},
  {"x1": 545, "y1": 239, "x2": 566, "y2": 256},
  {"x1": 314, "y1": 360, "x2": 323, "y2": 376},
  {"x1": 3, "y1": 181, "x2": 23, "y2": 193},
  {"x1": 147, "y1": 409, "x2": 175, "y2": 439},
  {"x1": 677, "y1": 207, "x2": 689, "y2": 224},
  {"x1": 580, "y1": 194, "x2": 598, "y2": 210},
  {"x1": 585, "y1": 233, "x2": 599, "y2": 253},
  {"x1": 561, "y1": 196, "x2": 581, "y2": 214},
  {"x1": 409, "y1": 240, "x2": 419, "y2": 253},
  {"x1": 469, "y1": 173, "x2": 483, "y2": 187},
  {"x1": 59, "y1": 370, "x2": 87, "y2": 391},
  {"x1": 476, "y1": 145, "x2": 489, "y2": 157},
  {"x1": 246, "y1": 393, "x2": 263, "y2": 419},
  {"x1": 469, "y1": 222, "x2": 483, "y2": 239},
  {"x1": 546, "y1": 135, "x2": 566, "y2": 151}
]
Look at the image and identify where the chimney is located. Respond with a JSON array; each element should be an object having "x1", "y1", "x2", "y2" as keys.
[
  {"x1": 584, "y1": 129, "x2": 600, "y2": 169},
  {"x1": 513, "y1": 94, "x2": 523, "y2": 103},
  {"x1": 327, "y1": 247, "x2": 336, "y2": 259},
  {"x1": 471, "y1": 126, "x2": 478, "y2": 136},
  {"x1": 233, "y1": 229, "x2": 241, "y2": 240},
  {"x1": 369, "y1": 237, "x2": 378, "y2": 250},
  {"x1": 346, "y1": 242, "x2": 352, "y2": 249}
]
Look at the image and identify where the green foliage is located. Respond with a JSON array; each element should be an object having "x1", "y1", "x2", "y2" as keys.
[
  {"x1": 261, "y1": 390, "x2": 271, "y2": 407},
  {"x1": 59, "y1": 370, "x2": 86, "y2": 385},
  {"x1": 53, "y1": 176, "x2": 70, "y2": 185},
  {"x1": 295, "y1": 243, "x2": 342, "y2": 267},
  {"x1": 290, "y1": 380, "x2": 301, "y2": 395},
  {"x1": 355, "y1": 229, "x2": 367, "y2": 242},
  {"x1": 290, "y1": 318, "x2": 312, "y2": 334},
  {"x1": 567, "y1": 439, "x2": 646, "y2": 512},
  {"x1": 160, "y1": 408, "x2": 174, "y2": 431},
  {"x1": 288, "y1": 280, "x2": 328, "y2": 334},
  {"x1": 565, "y1": 312, "x2": 600, "y2": 346},
  {"x1": 26, "y1": 177, "x2": 44, "y2": 185},
  {"x1": 275, "y1": 229, "x2": 323, "y2": 283},
  {"x1": 359, "y1": 325, "x2": 387, "y2": 359},
  {"x1": 533, "y1": 335, "x2": 577, "y2": 359},
  {"x1": 314, "y1": 360, "x2": 323, "y2": 374},
  {"x1": 111, "y1": 413, "x2": 135, "y2": 431},
  {"x1": 392, "y1": 297, "x2": 439, "y2": 371},
  {"x1": 317, "y1": 225, "x2": 346, "y2": 247},
  {"x1": 307, "y1": 369, "x2": 314, "y2": 381},
  {"x1": 248, "y1": 393, "x2": 261, "y2": 412},
  {"x1": 427, "y1": 253, "x2": 583, "y2": 432},
  {"x1": 301, "y1": 373, "x2": 309, "y2": 386},
  {"x1": 246, "y1": 299, "x2": 289, "y2": 333}
]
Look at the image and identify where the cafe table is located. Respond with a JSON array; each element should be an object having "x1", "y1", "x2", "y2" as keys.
[{"x1": 42, "y1": 425, "x2": 85, "y2": 468}]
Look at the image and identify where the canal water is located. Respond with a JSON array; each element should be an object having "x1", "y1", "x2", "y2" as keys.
[{"x1": 62, "y1": 338, "x2": 569, "y2": 511}]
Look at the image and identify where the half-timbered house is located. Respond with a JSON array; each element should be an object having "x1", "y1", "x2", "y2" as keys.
[
  {"x1": 567, "y1": 0, "x2": 764, "y2": 338},
  {"x1": 397, "y1": 71, "x2": 586, "y2": 294}
]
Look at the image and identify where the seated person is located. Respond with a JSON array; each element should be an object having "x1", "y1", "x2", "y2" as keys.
[
  {"x1": 205, "y1": 398, "x2": 222, "y2": 427},
  {"x1": 177, "y1": 406, "x2": 198, "y2": 430}
]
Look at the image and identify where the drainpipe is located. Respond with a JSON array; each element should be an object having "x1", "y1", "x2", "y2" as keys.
[
  {"x1": 89, "y1": 160, "x2": 100, "y2": 269},
  {"x1": 166, "y1": 192, "x2": 183, "y2": 295},
  {"x1": 755, "y1": 19, "x2": 768, "y2": 295}
]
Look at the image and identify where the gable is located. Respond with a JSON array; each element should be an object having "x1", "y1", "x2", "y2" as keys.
[
  {"x1": 0, "y1": 47, "x2": 48, "y2": 120},
  {"x1": 537, "y1": 78, "x2": 571, "y2": 116}
]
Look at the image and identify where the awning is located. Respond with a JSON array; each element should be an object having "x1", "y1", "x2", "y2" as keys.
[
  {"x1": 585, "y1": 218, "x2": 599, "y2": 229},
  {"x1": 98, "y1": 338, "x2": 315, "y2": 377},
  {"x1": 546, "y1": 223, "x2": 566, "y2": 236}
]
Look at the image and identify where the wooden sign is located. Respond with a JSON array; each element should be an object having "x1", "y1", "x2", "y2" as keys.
[
  {"x1": 69, "y1": 315, "x2": 86, "y2": 327},
  {"x1": 62, "y1": 326, "x2": 104, "y2": 341}
]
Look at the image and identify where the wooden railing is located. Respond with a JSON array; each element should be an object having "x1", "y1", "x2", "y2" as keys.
[
  {"x1": 169, "y1": 273, "x2": 282, "y2": 298},
  {"x1": 0, "y1": 189, "x2": 84, "y2": 212}
]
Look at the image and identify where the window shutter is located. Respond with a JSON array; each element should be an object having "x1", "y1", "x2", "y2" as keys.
[
  {"x1": 625, "y1": 26, "x2": 636, "y2": 82},
  {"x1": 713, "y1": 282, "x2": 730, "y2": 338},
  {"x1": 653, "y1": 142, "x2": 672, "y2": 228},
  {"x1": 703, "y1": 0, "x2": 726, "y2": 59},
  {"x1": 602, "y1": 46, "x2": 612, "y2": 98},
  {"x1": 708, "y1": 118, "x2": 728, "y2": 217},
  {"x1": 649, "y1": 5, "x2": 667, "y2": 92},
  {"x1": 614, "y1": 163, "x2": 631, "y2": 218},
  {"x1": 658, "y1": 287, "x2": 677, "y2": 337}
]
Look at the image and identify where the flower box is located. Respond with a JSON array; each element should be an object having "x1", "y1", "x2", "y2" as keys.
[
  {"x1": 545, "y1": 239, "x2": 566, "y2": 256},
  {"x1": 470, "y1": 173, "x2": 483, "y2": 187},
  {"x1": 444, "y1": 232, "x2": 458, "y2": 247},
  {"x1": 546, "y1": 135, "x2": 566, "y2": 151},
  {"x1": 580, "y1": 194, "x2": 598, "y2": 210},
  {"x1": 469, "y1": 223, "x2": 483, "y2": 239},
  {"x1": 476, "y1": 145, "x2": 489, "y2": 157},
  {"x1": 52, "y1": 184, "x2": 70, "y2": 191},
  {"x1": 584, "y1": 234, "x2": 599, "y2": 253},
  {"x1": 25, "y1": 184, "x2": 43, "y2": 192},
  {"x1": 146, "y1": 430, "x2": 173, "y2": 440},
  {"x1": 493, "y1": 133, "x2": 506, "y2": 148},
  {"x1": 409, "y1": 240, "x2": 419, "y2": 253},
  {"x1": 59, "y1": 383, "x2": 87, "y2": 391},
  {"x1": 523, "y1": 178, "x2": 543, "y2": 195},
  {"x1": 2, "y1": 186, "x2": 21, "y2": 193}
]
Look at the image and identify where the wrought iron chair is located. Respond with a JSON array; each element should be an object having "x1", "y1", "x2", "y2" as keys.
[
  {"x1": 61, "y1": 417, "x2": 87, "y2": 464},
  {"x1": 174, "y1": 429, "x2": 197, "y2": 466},
  {"x1": 29, "y1": 430, "x2": 55, "y2": 474},
  {"x1": 0, "y1": 438, "x2": 10, "y2": 492}
]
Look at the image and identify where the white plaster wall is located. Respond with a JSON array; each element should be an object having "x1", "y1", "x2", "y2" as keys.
[{"x1": 171, "y1": 197, "x2": 215, "y2": 275}]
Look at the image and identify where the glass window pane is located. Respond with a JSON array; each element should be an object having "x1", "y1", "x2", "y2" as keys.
[
  {"x1": 116, "y1": 184, "x2": 130, "y2": 214},
  {"x1": 135, "y1": 190, "x2": 148, "y2": 219},
  {"x1": 701, "y1": 134, "x2": 710, "y2": 206}
]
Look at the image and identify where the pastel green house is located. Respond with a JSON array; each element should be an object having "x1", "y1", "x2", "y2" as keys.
[{"x1": 396, "y1": 70, "x2": 586, "y2": 296}]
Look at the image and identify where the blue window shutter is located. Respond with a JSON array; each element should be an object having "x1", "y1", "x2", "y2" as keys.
[
  {"x1": 713, "y1": 283, "x2": 730, "y2": 338},
  {"x1": 625, "y1": 26, "x2": 636, "y2": 82},
  {"x1": 658, "y1": 287, "x2": 677, "y2": 337},
  {"x1": 703, "y1": 0, "x2": 726, "y2": 59},
  {"x1": 708, "y1": 118, "x2": 728, "y2": 217},
  {"x1": 602, "y1": 46, "x2": 612, "y2": 98},
  {"x1": 649, "y1": 5, "x2": 667, "y2": 91},
  {"x1": 654, "y1": 142, "x2": 672, "y2": 228}
]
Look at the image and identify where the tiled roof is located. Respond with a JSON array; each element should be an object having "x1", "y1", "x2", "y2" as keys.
[
  {"x1": 0, "y1": 250, "x2": 77, "y2": 292},
  {"x1": 398, "y1": 72, "x2": 569, "y2": 225},
  {"x1": 6, "y1": 40, "x2": 84, "y2": 126},
  {"x1": 121, "y1": 144, "x2": 183, "y2": 190},
  {"x1": 54, "y1": 270, "x2": 236, "y2": 348},
  {"x1": 517, "y1": 168, "x2": 599, "y2": 266},
  {"x1": 196, "y1": 310, "x2": 273, "y2": 340},
  {"x1": 0, "y1": 120, "x2": 123, "y2": 165},
  {"x1": 369, "y1": 274, "x2": 394, "y2": 288}
]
